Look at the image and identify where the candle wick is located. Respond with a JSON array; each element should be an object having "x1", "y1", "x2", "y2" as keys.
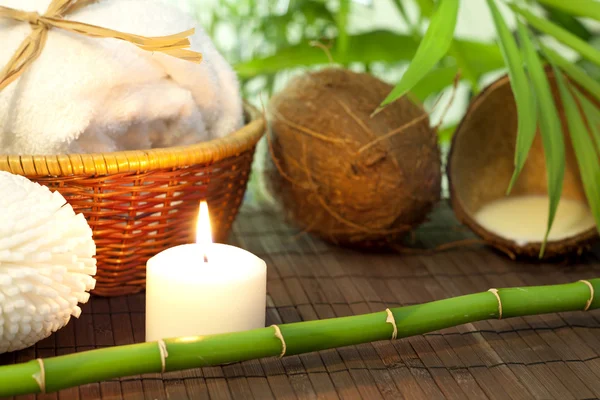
[{"x1": 203, "y1": 254, "x2": 208, "y2": 263}]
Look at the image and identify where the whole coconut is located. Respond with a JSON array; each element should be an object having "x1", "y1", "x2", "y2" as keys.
[{"x1": 265, "y1": 68, "x2": 441, "y2": 247}]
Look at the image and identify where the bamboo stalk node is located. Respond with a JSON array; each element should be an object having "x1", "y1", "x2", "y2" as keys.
[
  {"x1": 157, "y1": 339, "x2": 169, "y2": 373},
  {"x1": 271, "y1": 325, "x2": 287, "y2": 358},
  {"x1": 488, "y1": 289, "x2": 503, "y2": 319},
  {"x1": 579, "y1": 280, "x2": 594, "y2": 311},
  {"x1": 33, "y1": 358, "x2": 45, "y2": 393},
  {"x1": 385, "y1": 308, "x2": 398, "y2": 340}
]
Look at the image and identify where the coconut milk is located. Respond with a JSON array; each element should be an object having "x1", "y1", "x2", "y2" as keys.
[{"x1": 474, "y1": 195, "x2": 595, "y2": 245}]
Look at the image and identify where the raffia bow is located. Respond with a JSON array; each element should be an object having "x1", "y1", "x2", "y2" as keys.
[{"x1": 0, "y1": 0, "x2": 203, "y2": 92}]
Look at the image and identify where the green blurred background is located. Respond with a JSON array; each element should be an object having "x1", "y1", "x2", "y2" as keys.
[{"x1": 171, "y1": 0, "x2": 600, "y2": 204}]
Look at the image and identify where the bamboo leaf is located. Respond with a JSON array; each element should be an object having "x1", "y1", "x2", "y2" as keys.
[
  {"x1": 536, "y1": 0, "x2": 600, "y2": 22},
  {"x1": 542, "y1": 44, "x2": 600, "y2": 103},
  {"x1": 577, "y1": 37, "x2": 600, "y2": 84},
  {"x1": 447, "y1": 42, "x2": 480, "y2": 91},
  {"x1": 487, "y1": 0, "x2": 537, "y2": 193},
  {"x1": 392, "y1": 0, "x2": 427, "y2": 40},
  {"x1": 576, "y1": 91, "x2": 600, "y2": 155},
  {"x1": 438, "y1": 124, "x2": 457, "y2": 144},
  {"x1": 336, "y1": 0, "x2": 351, "y2": 58},
  {"x1": 391, "y1": 0, "x2": 413, "y2": 27},
  {"x1": 518, "y1": 21, "x2": 565, "y2": 256},
  {"x1": 235, "y1": 31, "x2": 418, "y2": 78},
  {"x1": 510, "y1": 3, "x2": 600, "y2": 67},
  {"x1": 554, "y1": 73, "x2": 600, "y2": 232},
  {"x1": 299, "y1": 0, "x2": 336, "y2": 25},
  {"x1": 234, "y1": 31, "x2": 504, "y2": 80},
  {"x1": 376, "y1": 0, "x2": 460, "y2": 111},
  {"x1": 542, "y1": 4, "x2": 592, "y2": 42},
  {"x1": 411, "y1": 65, "x2": 459, "y2": 100},
  {"x1": 453, "y1": 39, "x2": 506, "y2": 78},
  {"x1": 414, "y1": 0, "x2": 436, "y2": 18}
]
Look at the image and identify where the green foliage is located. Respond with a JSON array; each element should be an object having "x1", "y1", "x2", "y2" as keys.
[
  {"x1": 519, "y1": 23, "x2": 566, "y2": 255},
  {"x1": 542, "y1": 45, "x2": 600, "y2": 103},
  {"x1": 555, "y1": 73, "x2": 600, "y2": 231},
  {"x1": 510, "y1": 4, "x2": 600, "y2": 66},
  {"x1": 542, "y1": 4, "x2": 592, "y2": 42},
  {"x1": 437, "y1": 124, "x2": 457, "y2": 143},
  {"x1": 336, "y1": 0, "x2": 351, "y2": 59},
  {"x1": 536, "y1": 0, "x2": 600, "y2": 22},
  {"x1": 578, "y1": 94, "x2": 600, "y2": 154},
  {"x1": 411, "y1": 65, "x2": 459, "y2": 101},
  {"x1": 377, "y1": 0, "x2": 459, "y2": 111},
  {"x1": 447, "y1": 40, "x2": 506, "y2": 78},
  {"x1": 414, "y1": 0, "x2": 435, "y2": 18},
  {"x1": 487, "y1": 0, "x2": 536, "y2": 194},
  {"x1": 235, "y1": 31, "x2": 420, "y2": 78},
  {"x1": 391, "y1": 0, "x2": 415, "y2": 35},
  {"x1": 577, "y1": 37, "x2": 600, "y2": 83},
  {"x1": 208, "y1": 0, "x2": 508, "y2": 106},
  {"x1": 195, "y1": 0, "x2": 600, "y2": 254}
]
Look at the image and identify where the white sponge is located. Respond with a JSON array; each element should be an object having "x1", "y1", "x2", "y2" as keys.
[{"x1": 0, "y1": 171, "x2": 97, "y2": 353}]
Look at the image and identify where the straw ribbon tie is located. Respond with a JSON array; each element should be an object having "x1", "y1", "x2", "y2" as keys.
[
  {"x1": 385, "y1": 308, "x2": 398, "y2": 340},
  {"x1": 0, "y1": 0, "x2": 203, "y2": 92},
  {"x1": 157, "y1": 339, "x2": 169, "y2": 373},
  {"x1": 271, "y1": 325, "x2": 287, "y2": 358},
  {"x1": 579, "y1": 280, "x2": 594, "y2": 311},
  {"x1": 1, "y1": 8, "x2": 43, "y2": 25},
  {"x1": 33, "y1": 358, "x2": 46, "y2": 393},
  {"x1": 488, "y1": 288, "x2": 503, "y2": 319}
]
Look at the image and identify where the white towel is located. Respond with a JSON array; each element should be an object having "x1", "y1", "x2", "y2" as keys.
[{"x1": 0, "y1": 0, "x2": 244, "y2": 155}]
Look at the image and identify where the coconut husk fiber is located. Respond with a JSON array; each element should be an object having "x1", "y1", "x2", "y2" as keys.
[
  {"x1": 265, "y1": 68, "x2": 441, "y2": 247},
  {"x1": 448, "y1": 68, "x2": 599, "y2": 259}
]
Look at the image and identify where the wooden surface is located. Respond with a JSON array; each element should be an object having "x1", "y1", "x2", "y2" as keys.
[{"x1": 2, "y1": 202, "x2": 600, "y2": 400}]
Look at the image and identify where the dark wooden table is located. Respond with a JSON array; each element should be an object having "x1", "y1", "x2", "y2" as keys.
[{"x1": 2, "y1": 203, "x2": 600, "y2": 399}]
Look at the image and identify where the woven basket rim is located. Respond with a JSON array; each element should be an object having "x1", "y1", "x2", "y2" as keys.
[{"x1": 0, "y1": 102, "x2": 265, "y2": 177}]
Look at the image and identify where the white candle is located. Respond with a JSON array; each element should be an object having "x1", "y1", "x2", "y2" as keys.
[
  {"x1": 145, "y1": 202, "x2": 267, "y2": 341},
  {"x1": 474, "y1": 195, "x2": 595, "y2": 246}
]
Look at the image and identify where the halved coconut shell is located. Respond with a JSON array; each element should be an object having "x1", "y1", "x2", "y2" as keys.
[{"x1": 448, "y1": 69, "x2": 598, "y2": 259}]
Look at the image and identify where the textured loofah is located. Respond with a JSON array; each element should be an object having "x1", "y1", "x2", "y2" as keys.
[{"x1": 0, "y1": 171, "x2": 97, "y2": 353}]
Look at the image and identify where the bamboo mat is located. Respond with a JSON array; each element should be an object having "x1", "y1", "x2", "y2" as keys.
[{"x1": 2, "y1": 202, "x2": 600, "y2": 400}]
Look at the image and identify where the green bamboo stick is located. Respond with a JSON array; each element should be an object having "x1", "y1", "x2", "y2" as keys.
[{"x1": 0, "y1": 278, "x2": 597, "y2": 396}]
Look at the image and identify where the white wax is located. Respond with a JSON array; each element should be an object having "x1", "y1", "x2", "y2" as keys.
[
  {"x1": 474, "y1": 195, "x2": 595, "y2": 245},
  {"x1": 145, "y1": 243, "x2": 267, "y2": 341}
]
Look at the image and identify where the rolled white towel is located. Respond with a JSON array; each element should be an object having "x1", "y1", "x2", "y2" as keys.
[{"x1": 0, "y1": 0, "x2": 244, "y2": 155}]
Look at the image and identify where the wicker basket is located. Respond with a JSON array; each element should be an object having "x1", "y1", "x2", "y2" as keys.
[{"x1": 0, "y1": 104, "x2": 265, "y2": 296}]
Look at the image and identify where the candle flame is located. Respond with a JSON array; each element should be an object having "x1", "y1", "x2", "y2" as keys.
[{"x1": 196, "y1": 201, "x2": 212, "y2": 262}]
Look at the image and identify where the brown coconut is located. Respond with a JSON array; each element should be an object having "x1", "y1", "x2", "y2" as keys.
[
  {"x1": 448, "y1": 68, "x2": 599, "y2": 259},
  {"x1": 265, "y1": 68, "x2": 441, "y2": 247}
]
